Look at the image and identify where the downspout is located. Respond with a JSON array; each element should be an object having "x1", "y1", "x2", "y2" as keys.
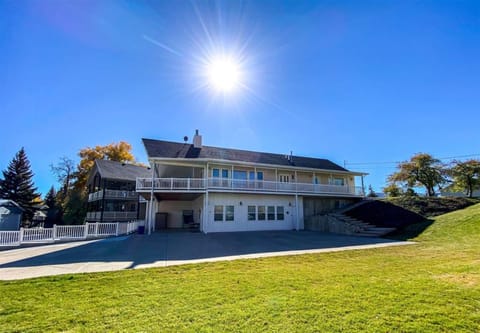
[
  {"x1": 204, "y1": 162, "x2": 209, "y2": 234},
  {"x1": 295, "y1": 194, "x2": 299, "y2": 231},
  {"x1": 148, "y1": 162, "x2": 155, "y2": 235}
]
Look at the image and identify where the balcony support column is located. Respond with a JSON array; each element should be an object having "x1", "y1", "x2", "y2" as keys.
[{"x1": 148, "y1": 161, "x2": 155, "y2": 235}]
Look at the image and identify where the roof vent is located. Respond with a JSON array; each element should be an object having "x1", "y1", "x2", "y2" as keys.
[{"x1": 193, "y1": 129, "x2": 202, "y2": 148}]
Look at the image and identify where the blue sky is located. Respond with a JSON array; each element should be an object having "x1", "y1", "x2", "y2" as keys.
[{"x1": 1, "y1": 0, "x2": 479, "y2": 196}]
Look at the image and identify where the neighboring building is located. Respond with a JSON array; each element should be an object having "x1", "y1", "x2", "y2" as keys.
[
  {"x1": 137, "y1": 130, "x2": 367, "y2": 233},
  {"x1": 86, "y1": 160, "x2": 150, "y2": 223},
  {"x1": 0, "y1": 200, "x2": 23, "y2": 231},
  {"x1": 440, "y1": 189, "x2": 480, "y2": 198}
]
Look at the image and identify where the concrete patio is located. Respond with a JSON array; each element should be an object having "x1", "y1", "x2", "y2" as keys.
[{"x1": 0, "y1": 230, "x2": 414, "y2": 280}]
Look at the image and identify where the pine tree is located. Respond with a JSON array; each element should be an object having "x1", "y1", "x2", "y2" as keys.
[
  {"x1": 44, "y1": 186, "x2": 62, "y2": 227},
  {"x1": 0, "y1": 148, "x2": 40, "y2": 224}
]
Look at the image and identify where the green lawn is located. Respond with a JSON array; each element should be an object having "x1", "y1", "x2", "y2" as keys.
[{"x1": 1, "y1": 205, "x2": 480, "y2": 332}]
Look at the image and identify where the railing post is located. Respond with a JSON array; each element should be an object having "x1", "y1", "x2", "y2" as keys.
[
  {"x1": 95, "y1": 223, "x2": 99, "y2": 237},
  {"x1": 19, "y1": 227, "x2": 24, "y2": 245},
  {"x1": 171, "y1": 178, "x2": 173, "y2": 190},
  {"x1": 116, "y1": 222, "x2": 119, "y2": 236},
  {"x1": 187, "y1": 178, "x2": 190, "y2": 190},
  {"x1": 53, "y1": 224, "x2": 57, "y2": 241},
  {"x1": 84, "y1": 223, "x2": 89, "y2": 239}
]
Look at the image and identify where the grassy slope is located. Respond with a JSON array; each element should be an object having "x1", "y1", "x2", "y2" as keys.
[
  {"x1": 386, "y1": 196, "x2": 480, "y2": 217},
  {"x1": 1, "y1": 205, "x2": 479, "y2": 332}
]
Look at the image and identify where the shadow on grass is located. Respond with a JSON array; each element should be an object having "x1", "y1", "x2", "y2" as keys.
[{"x1": 387, "y1": 219, "x2": 434, "y2": 241}]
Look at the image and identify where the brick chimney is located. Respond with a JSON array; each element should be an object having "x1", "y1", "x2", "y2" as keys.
[{"x1": 193, "y1": 129, "x2": 202, "y2": 148}]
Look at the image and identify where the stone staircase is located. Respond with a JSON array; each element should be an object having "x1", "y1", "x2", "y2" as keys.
[{"x1": 327, "y1": 213, "x2": 396, "y2": 237}]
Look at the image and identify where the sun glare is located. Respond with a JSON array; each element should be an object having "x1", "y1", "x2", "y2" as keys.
[{"x1": 205, "y1": 56, "x2": 242, "y2": 93}]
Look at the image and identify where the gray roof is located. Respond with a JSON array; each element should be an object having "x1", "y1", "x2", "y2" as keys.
[
  {"x1": 0, "y1": 199, "x2": 24, "y2": 211},
  {"x1": 142, "y1": 138, "x2": 349, "y2": 172},
  {"x1": 94, "y1": 160, "x2": 151, "y2": 181}
]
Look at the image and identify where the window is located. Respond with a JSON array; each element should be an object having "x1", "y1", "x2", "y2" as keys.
[
  {"x1": 333, "y1": 178, "x2": 345, "y2": 186},
  {"x1": 214, "y1": 205, "x2": 223, "y2": 221},
  {"x1": 212, "y1": 168, "x2": 220, "y2": 178},
  {"x1": 314, "y1": 176, "x2": 319, "y2": 184},
  {"x1": 257, "y1": 172, "x2": 264, "y2": 180},
  {"x1": 249, "y1": 171, "x2": 255, "y2": 180},
  {"x1": 258, "y1": 206, "x2": 266, "y2": 220},
  {"x1": 225, "y1": 205, "x2": 234, "y2": 221},
  {"x1": 279, "y1": 174, "x2": 290, "y2": 183},
  {"x1": 222, "y1": 169, "x2": 229, "y2": 178},
  {"x1": 233, "y1": 170, "x2": 247, "y2": 180},
  {"x1": 248, "y1": 206, "x2": 256, "y2": 220},
  {"x1": 267, "y1": 206, "x2": 275, "y2": 220},
  {"x1": 277, "y1": 206, "x2": 284, "y2": 220}
]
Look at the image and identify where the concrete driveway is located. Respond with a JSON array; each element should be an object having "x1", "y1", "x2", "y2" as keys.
[{"x1": 0, "y1": 230, "x2": 413, "y2": 280}]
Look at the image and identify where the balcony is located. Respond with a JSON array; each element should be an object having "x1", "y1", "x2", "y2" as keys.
[
  {"x1": 86, "y1": 211, "x2": 138, "y2": 221},
  {"x1": 88, "y1": 190, "x2": 138, "y2": 202},
  {"x1": 136, "y1": 178, "x2": 364, "y2": 196}
]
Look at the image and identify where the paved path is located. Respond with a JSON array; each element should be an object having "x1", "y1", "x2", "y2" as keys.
[{"x1": 0, "y1": 231, "x2": 414, "y2": 280}]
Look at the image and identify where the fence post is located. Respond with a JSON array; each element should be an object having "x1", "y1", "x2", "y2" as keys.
[
  {"x1": 19, "y1": 227, "x2": 24, "y2": 245},
  {"x1": 84, "y1": 223, "x2": 89, "y2": 239},
  {"x1": 95, "y1": 223, "x2": 99, "y2": 237},
  {"x1": 53, "y1": 224, "x2": 57, "y2": 241},
  {"x1": 116, "y1": 222, "x2": 119, "y2": 236}
]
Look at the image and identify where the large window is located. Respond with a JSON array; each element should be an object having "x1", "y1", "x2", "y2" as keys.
[
  {"x1": 212, "y1": 169, "x2": 220, "y2": 178},
  {"x1": 267, "y1": 206, "x2": 275, "y2": 220},
  {"x1": 276, "y1": 206, "x2": 284, "y2": 220},
  {"x1": 333, "y1": 178, "x2": 345, "y2": 186},
  {"x1": 222, "y1": 169, "x2": 229, "y2": 178},
  {"x1": 214, "y1": 205, "x2": 223, "y2": 221},
  {"x1": 248, "y1": 206, "x2": 256, "y2": 220},
  {"x1": 225, "y1": 206, "x2": 234, "y2": 221},
  {"x1": 258, "y1": 206, "x2": 266, "y2": 220}
]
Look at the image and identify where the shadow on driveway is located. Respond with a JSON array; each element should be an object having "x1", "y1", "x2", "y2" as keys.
[{"x1": 0, "y1": 231, "x2": 410, "y2": 279}]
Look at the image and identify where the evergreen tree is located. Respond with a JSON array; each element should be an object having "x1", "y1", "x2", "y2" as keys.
[
  {"x1": 44, "y1": 186, "x2": 62, "y2": 227},
  {"x1": 0, "y1": 148, "x2": 40, "y2": 224}
]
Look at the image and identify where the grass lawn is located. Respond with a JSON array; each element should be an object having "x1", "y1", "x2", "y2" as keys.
[{"x1": 1, "y1": 205, "x2": 479, "y2": 332}]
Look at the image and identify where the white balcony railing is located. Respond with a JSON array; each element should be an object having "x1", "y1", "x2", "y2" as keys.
[
  {"x1": 88, "y1": 190, "x2": 138, "y2": 202},
  {"x1": 86, "y1": 211, "x2": 138, "y2": 221},
  {"x1": 136, "y1": 177, "x2": 364, "y2": 196}
]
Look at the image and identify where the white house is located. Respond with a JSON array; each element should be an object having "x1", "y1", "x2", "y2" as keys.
[{"x1": 137, "y1": 130, "x2": 367, "y2": 234}]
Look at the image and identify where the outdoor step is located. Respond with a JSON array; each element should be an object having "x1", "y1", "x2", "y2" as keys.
[{"x1": 355, "y1": 228, "x2": 396, "y2": 237}]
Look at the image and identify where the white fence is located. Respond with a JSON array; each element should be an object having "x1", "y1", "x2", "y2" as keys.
[{"x1": 0, "y1": 220, "x2": 143, "y2": 247}]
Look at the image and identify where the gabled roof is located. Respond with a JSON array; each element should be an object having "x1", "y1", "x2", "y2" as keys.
[
  {"x1": 0, "y1": 199, "x2": 24, "y2": 211},
  {"x1": 93, "y1": 159, "x2": 151, "y2": 181},
  {"x1": 142, "y1": 138, "x2": 350, "y2": 172}
]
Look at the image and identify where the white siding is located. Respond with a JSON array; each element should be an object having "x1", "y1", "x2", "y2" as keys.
[{"x1": 204, "y1": 193, "x2": 302, "y2": 233}]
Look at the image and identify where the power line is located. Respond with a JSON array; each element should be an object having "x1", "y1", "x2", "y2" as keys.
[{"x1": 345, "y1": 153, "x2": 480, "y2": 167}]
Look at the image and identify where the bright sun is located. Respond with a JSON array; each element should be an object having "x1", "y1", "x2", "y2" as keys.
[{"x1": 206, "y1": 56, "x2": 242, "y2": 93}]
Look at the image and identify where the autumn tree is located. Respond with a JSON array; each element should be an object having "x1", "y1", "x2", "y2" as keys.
[
  {"x1": 383, "y1": 183, "x2": 402, "y2": 197},
  {"x1": 0, "y1": 148, "x2": 40, "y2": 224},
  {"x1": 448, "y1": 159, "x2": 480, "y2": 198},
  {"x1": 388, "y1": 153, "x2": 446, "y2": 197},
  {"x1": 75, "y1": 141, "x2": 136, "y2": 190}
]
